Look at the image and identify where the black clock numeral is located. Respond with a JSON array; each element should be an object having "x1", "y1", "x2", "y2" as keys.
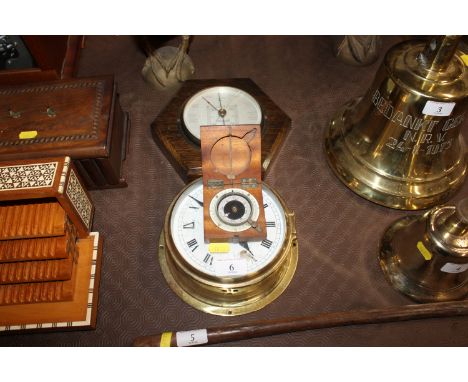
[
  {"x1": 266, "y1": 221, "x2": 276, "y2": 227},
  {"x1": 183, "y1": 222, "x2": 195, "y2": 229},
  {"x1": 203, "y1": 253, "x2": 213, "y2": 265},
  {"x1": 187, "y1": 239, "x2": 199, "y2": 252},
  {"x1": 261, "y1": 239, "x2": 273, "y2": 249},
  {"x1": 263, "y1": 203, "x2": 268, "y2": 208}
]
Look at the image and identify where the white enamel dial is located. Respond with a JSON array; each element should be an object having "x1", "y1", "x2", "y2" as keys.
[
  {"x1": 182, "y1": 86, "x2": 262, "y2": 141},
  {"x1": 169, "y1": 179, "x2": 286, "y2": 278}
]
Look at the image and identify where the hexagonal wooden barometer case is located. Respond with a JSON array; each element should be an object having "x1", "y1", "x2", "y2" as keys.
[{"x1": 151, "y1": 78, "x2": 291, "y2": 182}]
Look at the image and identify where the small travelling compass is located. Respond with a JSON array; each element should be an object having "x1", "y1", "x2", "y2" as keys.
[
  {"x1": 209, "y1": 188, "x2": 260, "y2": 233},
  {"x1": 201, "y1": 124, "x2": 266, "y2": 241}
]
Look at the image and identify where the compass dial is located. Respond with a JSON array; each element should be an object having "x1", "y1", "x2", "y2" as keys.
[
  {"x1": 169, "y1": 179, "x2": 286, "y2": 278},
  {"x1": 209, "y1": 188, "x2": 259, "y2": 232},
  {"x1": 182, "y1": 86, "x2": 262, "y2": 142}
]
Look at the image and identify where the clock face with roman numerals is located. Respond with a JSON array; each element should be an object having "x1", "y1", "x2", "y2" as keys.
[{"x1": 169, "y1": 179, "x2": 286, "y2": 278}]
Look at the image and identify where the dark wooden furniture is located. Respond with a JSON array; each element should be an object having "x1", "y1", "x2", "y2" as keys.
[
  {"x1": 0, "y1": 36, "x2": 84, "y2": 85},
  {"x1": 0, "y1": 77, "x2": 129, "y2": 189}
]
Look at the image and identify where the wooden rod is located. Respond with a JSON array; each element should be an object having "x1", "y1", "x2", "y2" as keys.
[{"x1": 133, "y1": 299, "x2": 468, "y2": 347}]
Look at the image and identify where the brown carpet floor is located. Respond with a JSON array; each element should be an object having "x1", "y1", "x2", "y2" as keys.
[{"x1": 1, "y1": 36, "x2": 468, "y2": 346}]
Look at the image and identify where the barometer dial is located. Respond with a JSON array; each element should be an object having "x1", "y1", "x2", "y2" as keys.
[{"x1": 182, "y1": 86, "x2": 262, "y2": 142}]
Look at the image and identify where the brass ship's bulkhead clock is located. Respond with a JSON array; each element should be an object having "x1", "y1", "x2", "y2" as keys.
[
  {"x1": 158, "y1": 123, "x2": 298, "y2": 316},
  {"x1": 158, "y1": 178, "x2": 298, "y2": 316}
]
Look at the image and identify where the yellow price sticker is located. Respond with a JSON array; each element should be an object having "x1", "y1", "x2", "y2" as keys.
[
  {"x1": 417, "y1": 241, "x2": 432, "y2": 261},
  {"x1": 208, "y1": 242, "x2": 230, "y2": 253},
  {"x1": 461, "y1": 54, "x2": 468, "y2": 66},
  {"x1": 160, "y1": 331, "x2": 173, "y2": 347},
  {"x1": 19, "y1": 131, "x2": 38, "y2": 139}
]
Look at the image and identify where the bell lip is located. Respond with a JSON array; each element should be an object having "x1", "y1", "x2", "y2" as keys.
[{"x1": 324, "y1": 100, "x2": 467, "y2": 211}]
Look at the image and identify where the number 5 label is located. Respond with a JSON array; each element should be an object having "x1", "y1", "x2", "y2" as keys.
[{"x1": 176, "y1": 329, "x2": 208, "y2": 347}]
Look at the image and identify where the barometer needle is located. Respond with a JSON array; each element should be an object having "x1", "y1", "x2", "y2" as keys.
[
  {"x1": 202, "y1": 97, "x2": 219, "y2": 112},
  {"x1": 218, "y1": 93, "x2": 226, "y2": 124}
]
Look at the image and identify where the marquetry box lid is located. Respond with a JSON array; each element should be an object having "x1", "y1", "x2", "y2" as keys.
[
  {"x1": 0, "y1": 76, "x2": 114, "y2": 159},
  {"x1": 0, "y1": 156, "x2": 94, "y2": 238}
]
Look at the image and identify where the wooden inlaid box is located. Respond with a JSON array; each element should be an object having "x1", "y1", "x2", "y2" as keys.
[
  {"x1": 0, "y1": 232, "x2": 103, "y2": 332},
  {"x1": 0, "y1": 156, "x2": 94, "y2": 238},
  {"x1": 0, "y1": 157, "x2": 103, "y2": 332},
  {"x1": 0, "y1": 75, "x2": 129, "y2": 189}
]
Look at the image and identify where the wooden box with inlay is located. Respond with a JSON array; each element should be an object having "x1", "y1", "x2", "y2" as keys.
[
  {"x1": 0, "y1": 221, "x2": 77, "y2": 263},
  {"x1": 0, "y1": 248, "x2": 77, "y2": 284},
  {"x1": 0, "y1": 156, "x2": 94, "y2": 238},
  {"x1": 0, "y1": 233, "x2": 103, "y2": 332},
  {"x1": 0, "y1": 157, "x2": 102, "y2": 332},
  {"x1": 0, "y1": 76, "x2": 129, "y2": 189}
]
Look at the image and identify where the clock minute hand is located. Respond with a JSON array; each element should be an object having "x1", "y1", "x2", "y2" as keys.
[
  {"x1": 189, "y1": 195, "x2": 203, "y2": 207},
  {"x1": 239, "y1": 241, "x2": 257, "y2": 262}
]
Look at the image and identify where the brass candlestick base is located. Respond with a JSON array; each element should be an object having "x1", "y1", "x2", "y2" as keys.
[{"x1": 380, "y1": 199, "x2": 468, "y2": 302}]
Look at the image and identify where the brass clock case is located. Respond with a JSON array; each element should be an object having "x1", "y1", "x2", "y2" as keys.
[
  {"x1": 151, "y1": 78, "x2": 291, "y2": 183},
  {"x1": 158, "y1": 180, "x2": 298, "y2": 316}
]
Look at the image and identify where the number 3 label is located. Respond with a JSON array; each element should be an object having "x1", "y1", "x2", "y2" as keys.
[{"x1": 422, "y1": 101, "x2": 456, "y2": 117}]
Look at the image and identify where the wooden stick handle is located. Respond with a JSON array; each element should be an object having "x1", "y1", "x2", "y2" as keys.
[{"x1": 133, "y1": 299, "x2": 468, "y2": 347}]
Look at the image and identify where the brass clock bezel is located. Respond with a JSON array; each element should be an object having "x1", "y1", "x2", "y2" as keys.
[{"x1": 158, "y1": 179, "x2": 298, "y2": 316}]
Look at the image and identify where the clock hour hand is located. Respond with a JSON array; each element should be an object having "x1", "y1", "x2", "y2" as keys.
[
  {"x1": 189, "y1": 195, "x2": 203, "y2": 207},
  {"x1": 239, "y1": 241, "x2": 257, "y2": 261}
]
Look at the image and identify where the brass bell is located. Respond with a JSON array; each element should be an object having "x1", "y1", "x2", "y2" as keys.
[
  {"x1": 325, "y1": 36, "x2": 468, "y2": 210},
  {"x1": 379, "y1": 197, "x2": 468, "y2": 302}
]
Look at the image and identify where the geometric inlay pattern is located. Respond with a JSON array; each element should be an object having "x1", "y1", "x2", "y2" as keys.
[
  {"x1": 0, "y1": 162, "x2": 57, "y2": 191},
  {"x1": 66, "y1": 169, "x2": 92, "y2": 229}
]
